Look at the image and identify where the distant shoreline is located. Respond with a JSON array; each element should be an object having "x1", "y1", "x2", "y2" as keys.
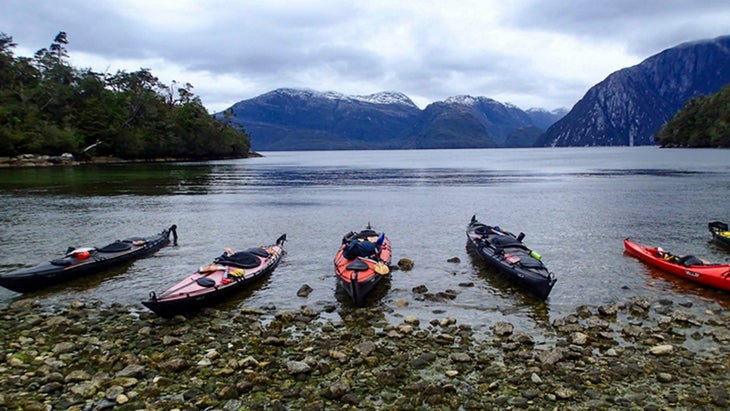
[{"x1": 0, "y1": 152, "x2": 263, "y2": 168}]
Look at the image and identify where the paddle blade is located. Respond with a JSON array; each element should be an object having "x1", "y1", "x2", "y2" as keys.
[{"x1": 375, "y1": 262, "x2": 390, "y2": 275}]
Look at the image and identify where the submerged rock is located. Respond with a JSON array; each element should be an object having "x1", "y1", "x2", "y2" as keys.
[{"x1": 397, "y1": 258, "x2": 414, "y2": 271}]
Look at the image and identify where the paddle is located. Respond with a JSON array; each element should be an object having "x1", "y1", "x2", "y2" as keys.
[{"x1": 374, "y1": 261, "x2": 390, "y2": 275}]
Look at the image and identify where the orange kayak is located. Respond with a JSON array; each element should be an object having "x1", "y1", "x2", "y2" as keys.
[
  {"x1": 334, "y1": 225, "x2": 391, "y2": 306},
  {"x1": 624, "y1": 238, "x2": 730, "y2": 291}
]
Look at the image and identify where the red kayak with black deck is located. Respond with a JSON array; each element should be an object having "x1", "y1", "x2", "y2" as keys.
[
  {"x1": 0, "y1": 225, "x2": 177, "y2": 293},
  {"x1": 334, "y1": 224, "x2": 391, "y2": 306},
  {"x1": 142, "y1": 234, "x2": 286, "y2": 317},
  {"x1": 624, "y1": 238, "x2": 730, "y2": 291}
]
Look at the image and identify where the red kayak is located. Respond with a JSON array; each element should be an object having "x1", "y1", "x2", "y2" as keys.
[
  {"x1": 624, "y1": 238, "x2": 730, "y2": 291},
  {"x1": 143, "y1": 234, "x2": 286, "y2": 317},
  {"x1": 334, "y1": 224, "x2": 392, "y2": 306}
]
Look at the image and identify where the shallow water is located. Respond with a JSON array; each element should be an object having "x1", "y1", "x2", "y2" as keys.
[{"x1": 1, "y1": 147, "x2": 729, "y2": 338}]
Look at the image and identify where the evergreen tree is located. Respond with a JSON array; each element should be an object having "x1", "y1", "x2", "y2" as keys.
[
  {"x1": 655, "y1": 85, "x2": 730, "y2": 148},
  {"x1": 0, "y1": 31, "x2": 250, "y2": 159}
]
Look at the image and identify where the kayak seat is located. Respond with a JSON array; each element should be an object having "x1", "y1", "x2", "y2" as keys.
[
  {"x1": 215, "y1": 251, "x2": 260, "y2": 269},
  {"x1": 346, "y1": 260, "x2": 369, "y2": 271},
  {"x1": 357, "y1": 230, "x2": 378, "y2": 239},
  {"x1": 247, "y1": 248, "x2": 270, "y2": 258},
  {"x1": 196, "y1": 278, "x2": 216, "y2": 287},
  {"x1": 519, "y1": 256, "x2": 543, "y2": 269},
  {"x1": 474, "y1": 225, "x2": 490, "y2": 235},
  {"x1": 678, "y1": 255, "x2": 703, "y2": 266},
  {"x1": 98, "y1": 241, "x2": 133, "y2": 253},
  {"x1": 51, "y1": 258, "x2": 73, "y2": 266},
  {"x1": 123, "y1": 236, "x2": 146, "y2": 243},
  {"x1": 491, "y1": 236, "x2": 525, "y2": 248}
]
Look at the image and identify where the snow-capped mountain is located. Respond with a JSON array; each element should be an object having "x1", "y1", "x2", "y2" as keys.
[{"x1": 223, "y1": 88, "x2": 564, "y2": 150}]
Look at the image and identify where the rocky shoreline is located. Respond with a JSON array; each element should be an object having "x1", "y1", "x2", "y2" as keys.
[
  {"x1": 2, "y1": 296, "x2": 729, "y2": 410},
  {"x1": 0, "y1": 153, "x2": 262, "y2": 168}
]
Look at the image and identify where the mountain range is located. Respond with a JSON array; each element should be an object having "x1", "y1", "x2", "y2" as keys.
[{"x1": 220, "y1": 35, "x2": 730, "y2": 150}]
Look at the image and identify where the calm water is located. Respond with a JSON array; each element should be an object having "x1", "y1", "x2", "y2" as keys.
[{"x1": 1, "y1": 147, "x2": 729, "y2": 338}]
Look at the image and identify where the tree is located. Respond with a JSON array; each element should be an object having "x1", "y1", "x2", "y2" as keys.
[
  {"x1": 655, "y1": 85, "x2": 730, "y2": 148},
  {"x1": 0, "y1": 31, "x2": 251, "y2": 159}
]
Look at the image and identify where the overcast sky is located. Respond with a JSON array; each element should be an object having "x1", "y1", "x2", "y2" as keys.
[{"x1": 2, "y1": 0, "x2": 729, "y2": 112}]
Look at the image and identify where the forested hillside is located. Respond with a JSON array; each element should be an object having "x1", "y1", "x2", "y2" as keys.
[
  {"x1": 654, "y1": 84, "x2": 730, "y2": 147},
  {"x1": 0, "y1": 32, "x2": 250, "y2": 160}
]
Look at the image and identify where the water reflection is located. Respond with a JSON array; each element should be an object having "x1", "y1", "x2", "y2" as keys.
[
  {"x1": 466, "y1": 245, "x2": 551, "y2": 324},
  {"x1": 1, "y1": 155, "x2": 722, "y2": 197},
  {"x1": 1, "y1": 147, "x2": 730, "y2": 345},
  {"x1": 0, "y1": 163, "x2": 216, "y2": 196}
]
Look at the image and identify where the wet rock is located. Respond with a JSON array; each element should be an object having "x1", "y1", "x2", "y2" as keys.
[
  {"x1": 161, "y1": 358, "x2": 190, "y2": 372},
  {"x1": 398, "y1": 258, "x2": 414, "y2": 271},
  {"x1": 105, "y1": 385, "x2": 125, "y2": 400},
  {"x1": 52, "y1": 341, "x2": 76, "y2": 354},
  {"x1": 622, "y1": 324, "x2": 643, "y2": 339},
  {"x1": 450, "y1": 352, "x2": 471, "y2": 363},
  {"x1": 64, "y1": 369, "x2": 91, "y2": 382},
  {"x1": 598, "y1": 303, "x2": 619, "y2": 316},
  {"x1": 571, "y1": 332, "x2": 589, "y2": 345},
  {"x1": 711, "y1": 387, "x2": 729, "y2": 407},
  {"x1": 412, "y1": 284, "x2": 428, "y2": 294},
  {"x1": 649, "y1": 344, "x2": 674, "y2": 355},
  {"x1": 68, "y1": 381, "x2": 97, "y2": 398},
  {"x1": 671, "y1": 310, "x2": 701, "y2": 325},
  {"x1": 323, "y1": 380, "x2": 351, "y2": 399},
  {"x1": 354, "y1": 341, "x2": 377, "y2": 356},
  {"x1": 116, "y1": 364, "x2": 145, "y2": 378},
  {"x1": 657, "y1": 372, "x2": 673, "y2": 382},
  {"x1": 115, "y1": 393, "x2": 130, "y2": 404},
  {"x1": 435, "y1": 334, "x2": 455, "y2": 344},
  {"x1": 39, "y1": 382, "x2": 63, "y2": 393},
  {"x1": 286, "y1": 361, "x2": 311, "y2": 374},
  {"x1": 537, "y1": 348, "x2": 564, "y2": 365},
  {"x1": 162, "y1": 335, "x2": 183, "y2": 345},
  {"x1": 630, "y1": 296, "x2": 651, "y2": 314},
  {"x1": 274, "y1": 310, "x2": 297, "y2": 322},
  {"x1": 218, "y1": 385, "x2": 239, "y2": 400},
  {"x1": 329, "y1": 350, "x2": 348, "y2": 363},
  {"x1": 510, "y1": 332, "x2": 535, "y2": 346},
  {"x1": 297, "y1": 284, "x2": 313, "y2": 297},
  {"x1": 341, "y1": 392, "x2": 361, "y2": 405},
  {"x1": 576, "y1": 305, "x2": 592, "y2": 317},
  {"x1": 411, "y1": 353, "x2": 436, "y2": 369},
  {"x1": 492, "y1": 321, "x2": 515, "y2": 337},
  {"x1": 555, "y1": 387, "x2": 573, "y2": 399}
]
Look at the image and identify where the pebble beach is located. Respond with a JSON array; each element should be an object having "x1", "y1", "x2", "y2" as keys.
[{"x1": 2, "y1": 294, "x2": 730, "y2": 410}]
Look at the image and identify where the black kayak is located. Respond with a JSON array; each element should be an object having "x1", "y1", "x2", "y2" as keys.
[
  {"x1": 709, "y1": 221, "x2": 730, "y2": 248},
  {"x1": 0, "y1": 225, "x2": 177, "y2": 293},
  {"x1": 466, "y1": 215, "x2": 556, "y2": 300}
]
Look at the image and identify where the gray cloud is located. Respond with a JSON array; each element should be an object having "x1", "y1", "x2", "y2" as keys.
[{"x1": 2, "y1": 0, "x2": 728, "y2": 112}]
